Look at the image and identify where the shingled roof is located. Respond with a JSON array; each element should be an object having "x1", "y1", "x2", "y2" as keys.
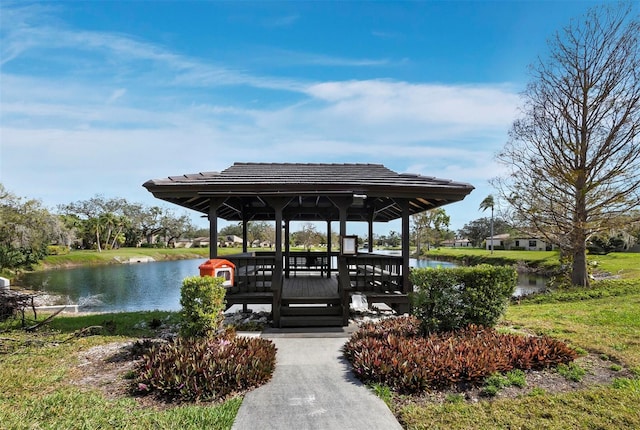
[{"x1": 143, "y1": 162, "x2": 474, "y2": 222}]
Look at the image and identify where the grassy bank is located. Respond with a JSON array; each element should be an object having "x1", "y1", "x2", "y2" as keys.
[
  {"x1": 0, "y1": 311, "x2": 242, "y2": 429},
  {"x1": 397, "y1": 277, "x2": 640, "y2": 429},
  {"x1": 37, "y1": 246, "x2": 269, "y2": 271},
  {"x1": 4, "y1": 248, "x2": 640, "y2": 428},
  {"x1": 39, "y1": 247, "x2": 211, "y2": 269},
  {"x1": 427, "y1": 248, "x2": 640, "y2": 278},
  {"x1": 426, "y1": 248, "x2": 562, "y2": 271}
]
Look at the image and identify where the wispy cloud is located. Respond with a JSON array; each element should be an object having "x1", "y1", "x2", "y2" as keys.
[
  {"x1": 262, "y1": 14, "x2": 300, "y2": 28},
  {"x1": 0, "y1": 1, "x2": 519, "y2": 228},
  {"x1": 248, "y1": 47, "x2": 393, "y2": 68}
]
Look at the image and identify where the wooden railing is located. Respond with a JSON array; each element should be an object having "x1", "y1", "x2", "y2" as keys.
[
  {"x1": 337, "y1": 253, "x2": 405, "y2": 324},
  {"x1": 342, "y1": 254, "x2": 403, "y2": 294},
  {"x1": 286, "y1": 251, "x2": 334, "y2": 277},
  {"x1": 224, "y1": 253, "x2": 282, "y2": 326}
]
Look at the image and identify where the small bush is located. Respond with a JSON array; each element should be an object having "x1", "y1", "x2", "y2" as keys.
[
  {"x1": 46, "y1": 245, "x2": 69, "y2": 256},
  {"x1": 481, "y1": 384, "x2": 500, "y2": 397},
  {"x1": 343, "y1": 318, "x2": 577, "y2": 393},
  {"x1": 481, "y1": 369, "x2": 527, "y2": 396},
  {"x1": 484, "y1": 373, "x2": 509, "y2": 389},
  {"x1": 557, "y1": 362, "x2": 586, "y2": 382},
  {"x1": 179, "y1": 276, "x2": 227, "y2": 338},
  {"x1": 369, "y1": 383, "x2": 393, "y2": 406},
  {"x1": 134, "y1": 335, "x2": 276, "y2": 402},
  {"x1": 506, "y1": 369, "x2": 527, "y2": 388},
  {"x1": 410, "y1": 265, "x2": 517, "y2": 333}
]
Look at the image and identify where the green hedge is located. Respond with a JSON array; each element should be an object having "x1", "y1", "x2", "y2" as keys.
[
  {"x1": 410, "y1": 265, "x2": 517, "y2": 333},
  {"x1": 46, "y1": 245, "x2": 70, "y2": 256},
  {"x1": 179, "y1": 275, "x2": 227, "y2": 338}
]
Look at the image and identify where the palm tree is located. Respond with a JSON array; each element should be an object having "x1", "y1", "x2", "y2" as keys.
[{"x1": 479, "y1": 195, "x2": 495, "y2": 254}]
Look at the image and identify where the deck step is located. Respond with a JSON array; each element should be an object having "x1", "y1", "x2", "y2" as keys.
[
  {"x1": 281, "y1": 296, "x2": 341, "y2": 306},
  {"x1": 280, "y1": 305, "x2": 342, "y2": 317},
  {"x1": 279, "y1": 315, "x2": 345, "y2": 327}
]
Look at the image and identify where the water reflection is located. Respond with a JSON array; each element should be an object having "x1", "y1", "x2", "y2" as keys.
[
  {"x1": 17, "y1": 256, "x2": 547, "y2": 312},
  {"x1": 18, "y1": 259, "x2": 206, "y2": 312}
]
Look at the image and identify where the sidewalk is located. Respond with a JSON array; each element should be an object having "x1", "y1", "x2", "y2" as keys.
[{"x1": 232, "y1": 328, "x2": 403, "y2": 430}]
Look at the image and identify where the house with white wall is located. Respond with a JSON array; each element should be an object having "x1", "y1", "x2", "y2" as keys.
[
  {"x1": 442, "y1": 238, "x2": 473, "y2": 248},
  {"x1": 485, "y1": 233, "x2": 555, "y2": 251}
]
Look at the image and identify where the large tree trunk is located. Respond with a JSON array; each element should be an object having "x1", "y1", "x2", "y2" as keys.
[
  {"x1": 571, "y1": 240, "x2": 589, "y2": 287},
  {"x1": 572, "y1": 191, "x2": 589, "y2": 287}
]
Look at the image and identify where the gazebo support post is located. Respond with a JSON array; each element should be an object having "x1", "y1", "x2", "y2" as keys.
[
  {"x1": 400, "y1": 199, "x2": 411, "y2": 310},
  {"x1": 208, "y1": 198, "x2": 227, "y2": 259},
  {"x1": 367, "y1": 208, "x2": 374, "y2": 253},
  {"x1": 242, "y1": 210, "x2": 249, "y2": 253},
  {"x1": 326, "y1": 219, "x2": 332, "y2": 278},
  {"x1": 284, "y1": 219, "x2": 290, "y2": 278},
  {"x1": 264, "y1": 197, "x2": 290, "y2": 328}
]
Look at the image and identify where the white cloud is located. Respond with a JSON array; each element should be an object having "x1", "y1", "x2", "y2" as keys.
[{"x1": 0, "y1": 2, "x2": 522, "y2": 231}]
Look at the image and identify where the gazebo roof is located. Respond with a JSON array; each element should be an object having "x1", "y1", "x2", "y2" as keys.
[{"x1": 143, "y1": 162, "x2": 474, "y2": 222}]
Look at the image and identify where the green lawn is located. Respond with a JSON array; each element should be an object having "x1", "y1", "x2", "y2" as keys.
[
  {"x1": 6, "y1": 248, "x2": 640, "y2": 429},
  {"x1": 428, "y1": 247, "x2": 640, "y2": 278},
  {"x1": 396, "y1": 277, "x2": 640, "y2": 429},
  {"x1": 427, "y1": 247, "x2": 562, "y2": 270},
  {"x1": 38, "y1": 246, "x2": 264, "y2": 270},
  {"x1": 0, "y1": 311, "x2": 241, "y2": 429}
]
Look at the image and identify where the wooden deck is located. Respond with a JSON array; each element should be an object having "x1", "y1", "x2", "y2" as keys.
[{"x1": 282, "y1": 273, "x2": 338, "y2": 298}]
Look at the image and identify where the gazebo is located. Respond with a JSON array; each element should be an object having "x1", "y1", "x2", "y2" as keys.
[{"x1": 143, "y1": 162, "x2": 474, "y2": 327}]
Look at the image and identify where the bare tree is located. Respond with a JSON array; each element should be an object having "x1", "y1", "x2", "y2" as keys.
[{"x1": 493, "y1": 4, "x2": 640, "y2": 286}]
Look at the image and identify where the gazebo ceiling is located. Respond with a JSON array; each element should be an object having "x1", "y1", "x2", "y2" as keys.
[{"x1": 143, "y1": 163, "x2": 474, "y2": 223}]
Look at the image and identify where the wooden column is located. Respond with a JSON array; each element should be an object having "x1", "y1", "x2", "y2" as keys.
[
  {"x1": 326, "y1": 219, "x2": 332, "y2": 278},
  {"x1": 208, "y1": 198, "x2": 227, "y2": 259},
  {"x1": 242, "y1": 209, "x2": 249, "y2": 253},
  {"x1": 264, "y1": 197, "x2": 291, "y2": 328},
  {"x1": 329, "y1": 197, "x2": 352, "y2": 239},
  {"x1": 284, "y1": 219, "x2": 290, "y2": 278},
  {"x1": 367, "y1": 208, "x2": 374, "y2": 253},
  {"x1": 400, "y1": 199, "x2": 411, "y2": 294}
]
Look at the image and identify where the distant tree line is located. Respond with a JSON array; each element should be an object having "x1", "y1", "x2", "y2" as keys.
[{"x1": 0, "y1": 184, "x2": 198, "y2": 271}]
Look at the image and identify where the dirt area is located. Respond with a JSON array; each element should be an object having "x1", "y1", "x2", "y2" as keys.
[
  {"x1": 69, "y1": 336, "x2": 634, "y2": 410},
  {"x1": 392, "y1": 352, "x2": 634, "y2": 409},
  {"x1": 69, "y1": 340, "x2": 179, "y2": 409}
]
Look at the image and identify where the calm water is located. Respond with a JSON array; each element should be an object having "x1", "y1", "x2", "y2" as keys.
[
  {"x1": 17, "y1": 257, "x2": 545, "y2": 312},
  {"x1": 18, "y1": 259, "x2": 207, "y2": 312}
]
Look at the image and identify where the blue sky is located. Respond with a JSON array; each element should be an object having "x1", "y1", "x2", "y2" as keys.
[{"x1": 0, "y1": 1, "x2": 629, "y2": 235}]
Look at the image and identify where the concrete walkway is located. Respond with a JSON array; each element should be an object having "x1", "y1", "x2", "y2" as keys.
[{"x1": 232, "y1": 328, "x2": 403, "y2": 430}]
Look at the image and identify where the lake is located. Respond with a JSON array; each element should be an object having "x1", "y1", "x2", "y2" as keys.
[
  {"x1": 18, "y1": 259, "x2": 206, "y2": 312},
  {"x1": 17, "y1": 257, "x2": 545, "y2": 312}
]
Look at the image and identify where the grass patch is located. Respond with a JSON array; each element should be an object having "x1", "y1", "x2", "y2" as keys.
[
  {"x1": 400, "y1": 386, "x2": 640, "y2": 429},
  {"x1": 370, "y1": 383, "x2": 393, "y2": 407},
  {"x1": 481, "y1": 370, "x2": 527, "y2": 397},
  {"x1": 0, "y1": 388, "x2": 242, "y2": 430},
  {"x1": 0, "y1": 312, "x2": 242, "y2": 429},
  {"x1": 425, "y1": 249, "x2": 640, "y2": 279},
  {"x1": 394, "y1": 267, "x2": 640, "y2": 429},
  {"x1": 37, "y1": 247, "x2": 270, "y2": 270},
  {"x1": 557, "y1": 363, "x2": 586, "y2": 382},
  {"x1": 425, "y1": 248, "x2": 561, "y2": 271},
  {"x1": 519, "y1": 279, "x2": 640, "y2": 304},
  {"x1": 505, "y1": 286, "x2": 640, "y2": 370}
]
